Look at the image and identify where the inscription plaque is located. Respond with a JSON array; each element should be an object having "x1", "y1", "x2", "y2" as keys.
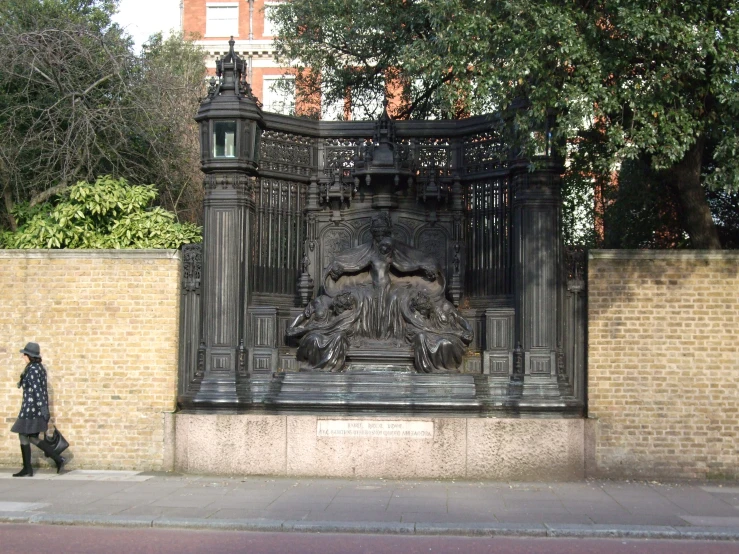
[{"x1": 317, "y1": 420, "x2": 434, "y2": 439}]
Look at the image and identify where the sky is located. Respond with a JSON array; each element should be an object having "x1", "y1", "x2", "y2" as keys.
[{"x1": 112, "y1": 0, "x2": 181, "y2": 51}]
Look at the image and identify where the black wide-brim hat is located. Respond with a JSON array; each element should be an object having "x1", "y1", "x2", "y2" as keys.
[{"x1": 20, "y1": 342, "x2": 40, "y2": 357}]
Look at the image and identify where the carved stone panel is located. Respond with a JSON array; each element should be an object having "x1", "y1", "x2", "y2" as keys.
[
  {"x1": 321, "y1": 228, "x2": 352, "y2": 269},
  {"x1": 250, "y1": 347, "x2": 277, "y2": 373},
  {"x1": 279, "y1": 354, "x2": 299, "y2": 372},
  {"x1": 484, "y1": 353, "x2": 511, "y2": 376},
  {"x1": 485, "y1": 308, "x2": 515, "y2": 351},
  {"x1": 249, "y1": 307, "x2": 277, "y2": 347},
  {"x1": 417, "y1": 228, "x2": 447, "y2": 269},
  {"x1": 464, "y1": 357, "x2": 482, "y2": 374},
  {"x1": 210, "y1": 352, "x2": 232, "y2": 372},
  {"x1": 528, "y1": 353, "x2": 553, "y2": 375}
]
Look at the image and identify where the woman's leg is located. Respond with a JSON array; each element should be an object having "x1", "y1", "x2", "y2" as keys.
[{"x1": 12, "y1": 434, "x2": 33, "y2": 477}]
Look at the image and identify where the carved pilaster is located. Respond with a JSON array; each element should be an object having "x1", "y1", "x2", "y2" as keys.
[
  {"x1": 192, "y1": 173, "x2": 252, "y2": 405},
  {"x1": 448, "y1": 243, "x2": 462, "y2": 307},
  {"x1": 297, "y1": 242, "x2": 315, "y2": 307},
  {"x1": 511, "y1": 157, "x2": 563, "y2": 397}
]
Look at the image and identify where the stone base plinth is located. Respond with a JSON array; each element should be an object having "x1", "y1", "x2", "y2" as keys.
[{"x1": 172, "y1": 414, "x2": 585, "y2": 481}]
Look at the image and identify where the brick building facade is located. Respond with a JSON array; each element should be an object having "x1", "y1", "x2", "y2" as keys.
[{"x1": 183, "y1": 0, "x2": 305, "y2": 116}]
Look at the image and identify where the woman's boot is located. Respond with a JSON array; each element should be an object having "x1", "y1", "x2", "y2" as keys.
[
  {"x1": 34, "y1": 440, "x2": 65, "y2": 474},
  {"x1": 12, "y1": 444, "x2": 33, "y2": 477}
]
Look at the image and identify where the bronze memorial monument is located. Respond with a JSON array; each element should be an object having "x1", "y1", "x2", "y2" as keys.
[{"x1": 177, "y1": 40, "x2": 586, "y2": 416}]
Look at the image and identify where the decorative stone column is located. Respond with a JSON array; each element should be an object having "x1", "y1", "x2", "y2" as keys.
[
  {"x1": 511, "y1": 157, "x2": 564, "y2": 396},
  {"x1": 184, "y1": 38, "x2": 264, "y2": 408},
  {"x1": 193, "y1": 175, "x2": 253, "y2": 403}
]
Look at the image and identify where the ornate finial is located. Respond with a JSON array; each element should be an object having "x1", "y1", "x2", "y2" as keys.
[
  {"x1": 208, "y1": 38, "x2": 259, "y2": 101},
  {"x1": 207, "y1": 75, "x2": 218, "y2": 96},
  {"x1": 374, "y1": 94, "x2": 394, "y2": 144}
]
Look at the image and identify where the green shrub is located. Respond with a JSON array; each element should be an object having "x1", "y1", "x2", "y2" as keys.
[{"x1": 1, "y1": 176, "x2": 202, "y2": 249}]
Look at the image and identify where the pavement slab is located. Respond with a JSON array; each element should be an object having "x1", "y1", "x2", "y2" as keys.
[
  {"x1": 680, "y1": 516, "x2": 739, "y2": 527},
  {"x1": 0, "y1": 470, "x2": 738, "y2": 540}
]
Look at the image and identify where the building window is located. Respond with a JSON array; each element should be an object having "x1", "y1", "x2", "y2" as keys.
[
  {"x1": 206, "y1": 3, "x2": 239, "y2": 37},
  {"x1": 322, "y1": 92, "x2": 346, "y2": 121},
  {"x1": 262, "y1": 2, "x2": 279, "y2": 37},
  {"x1": 262, "y1": 75, "x2": 295, "y2": 115}
]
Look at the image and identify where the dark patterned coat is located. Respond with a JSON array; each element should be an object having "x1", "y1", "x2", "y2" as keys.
[{"x1": 10, "y1": 362, "x2": 50, "y2": 435}]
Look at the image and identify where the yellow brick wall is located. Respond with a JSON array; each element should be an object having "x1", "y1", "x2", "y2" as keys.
[
  {"x1": 0, "y1": 250, "x2": 180, "y2": 471},
  {"x1": 588, "y1": 250, "x2": 739, "y2": 479}
]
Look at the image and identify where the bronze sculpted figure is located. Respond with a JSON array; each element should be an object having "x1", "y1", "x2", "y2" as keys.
[
  {"x1": 286, "y1": 292, "x2": 357, "y2": 372},
  {"x1": 287, "y1": 213, "x2": 473, "y2": 372}
]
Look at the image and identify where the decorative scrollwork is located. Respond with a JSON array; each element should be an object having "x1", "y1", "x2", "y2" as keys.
[
  {"x1": 182, "y1": 244, "x2": 202, "y2": 293},
  {"x1": 348, "y1": 217, "x2": 370, "y2": 230},
  {"x1": 415, "y1": 137, "x2": 453, "y2": 180},
  {"x1": 557, "y1": 343, "x2": 567, "y2": 383},
  {"x1": 204, "y1": 174, "x2": 254, "y2": 194},
  {"x1": 322, "y1": 228, "x2": 352, "y2": 268},
  {"x1": 193, "y1": 342, "x2": 206, "y2": 382},
  {"x1": 260, "y1": 130, "x2": 312, "y2": 176},
  {"x1": 463, "y1": 132, "x2": 507, "y2": 175},
  {"x1": 398, "y1": 217, "x2": 422, "y2": 231},
  {"x1": 237, "y1": 339, "x2": 247, "y2": 377},
  {"x1": 324, "y1": 137, "x2": 364, "y2": 179},
  {"x1": 513, "y1": 341, "x2": 524, "y2": 377},
  {"x1": 418, "y1": 228, "x2": 447, "y2": 267}
]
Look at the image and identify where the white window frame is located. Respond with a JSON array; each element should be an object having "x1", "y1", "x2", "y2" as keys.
[
  {"x1": 262, "y1": 75, "x2": 295, "y2": 115},
  {"x1": 262, "y1": 2, "x2": 280, "y2": 37},
  {"x1": 205, "y1": 2, "x2": 239, "y2": 38}
]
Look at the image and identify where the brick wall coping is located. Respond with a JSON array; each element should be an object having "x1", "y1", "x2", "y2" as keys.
[
  {"x1": 0, "y1": 249, "x2": 181, "y2": 260},
  {"x1": 589, "y1": 249, "x2": 739, "y2": 262}
]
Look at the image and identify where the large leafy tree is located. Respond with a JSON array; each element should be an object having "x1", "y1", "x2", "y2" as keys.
[
  {"x1": 136, "y1": 31, "x2": 208, "y2": 223},
  {"x1": 0, "y1": 0, "x2": 206, "y2": 232},
  {"x1": 273, "y1": 0, "x2": 739, "y2": 248}
]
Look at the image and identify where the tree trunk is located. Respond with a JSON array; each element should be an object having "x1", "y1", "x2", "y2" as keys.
[
  {"x1": 29, "y1": 183, "x2": 70, "y2": 208},
  {"x1": 2, "y1": 182, "x2": 17, "y2": 232},
  {"x1": 665, "y1": 135, "x2": 722, "y2": 249}
]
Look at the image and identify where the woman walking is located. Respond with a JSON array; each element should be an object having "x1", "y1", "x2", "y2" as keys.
[{"x1": 11, "y1": 342, "x2": 65, "y2": 476}]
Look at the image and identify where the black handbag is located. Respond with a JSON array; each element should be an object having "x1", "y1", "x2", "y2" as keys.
[{"x1": 42, "y1": 427, "x2": 69, "y2": 456}]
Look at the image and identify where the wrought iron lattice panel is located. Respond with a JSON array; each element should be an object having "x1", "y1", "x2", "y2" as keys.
[
  {"x1": 415, "y1": 137, "x2": 454, "y2": 179},
  {"x1": 463, "y1": 132, "x2": 507, "y2": 175},
  {"x1": 464, "y1": 178, "x2": 512, "y2": 297},
  {"x1": 260, "y1": 131, "x2": 312, "y2": 177},
  {"x1": 323, "y1": 138, "x2": 365, "y2": 179},
  {"x1": 251, "y1": 178, "x2": 306, "y2": 295}
]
